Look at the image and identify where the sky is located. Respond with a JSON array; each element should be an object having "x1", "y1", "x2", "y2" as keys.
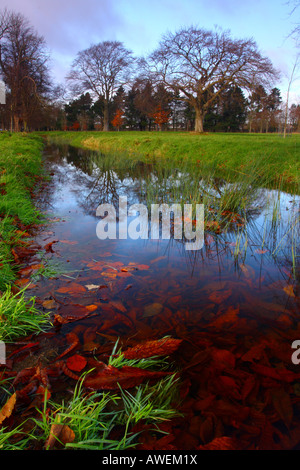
[{"x1": 2, "y1": 0, "x2": 300, "y2": 103}]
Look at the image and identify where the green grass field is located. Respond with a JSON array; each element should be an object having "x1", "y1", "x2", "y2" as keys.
[{"x1": 45, "y1": 131, "x2": 300, "y2": 189}]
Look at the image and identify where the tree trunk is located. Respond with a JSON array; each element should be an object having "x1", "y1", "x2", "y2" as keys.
[
  {"x1": 14, "y1": 115, "x2": 20, "y2": 132},
  {"x1": 103, "y1": 102, "x2": 109, "y2": 131},
  {"x1": 194, "y1": 107, "x2": 204, "y2": 133},
  {"x1": 265, "y1": 121, "x2": 269, "y2": 133}
]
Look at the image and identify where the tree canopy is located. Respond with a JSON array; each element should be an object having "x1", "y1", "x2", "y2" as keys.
[
  {"x1": 67, "y1": 41, "x2": 135, "y2": 131},
  {"x1": 0, "y1": 10, "x2": 51, "y2": 131},
  {"x1": 144, "y1": 26, "x2": 279, "y2": 132}
]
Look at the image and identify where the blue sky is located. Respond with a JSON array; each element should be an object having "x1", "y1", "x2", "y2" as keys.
[{"x1": 3, "y1": 0, "x2": 300, "y2": 103}]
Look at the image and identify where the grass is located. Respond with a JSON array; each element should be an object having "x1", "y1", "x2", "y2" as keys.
[
  {"x1": 31, "y1": 373, "x2": 179, "y2": 450},
  {"x1": 0, "y1": 132, "x2": 52, "y2": 340},
  {"x1": 31, "y1": 251, "x2": 77, "y2": 281},
  {"x1": 0, "y1": 339, "x2": 181, "y2": 450},
  {"x1": 0, "y1": 425, "x2": 33, "y2": 450},
  {"x1": 0, "y1": 285, "x2": 51, "y2": 342},
  {"x1": 2, "y1": 345, "x2": 180, "y2": 451},
  {"x1": 119, "y1": 374, "x2": 180, "y2": 425},
  {"x1": 0, "y1": 132, "x2": 45, "y2": 288},
  {"x1": 44, "y1": 130, "x2": 300, "y2": 189},
  {"x1": 33, "y1": 377, "x2": 132, "y2": 451}
]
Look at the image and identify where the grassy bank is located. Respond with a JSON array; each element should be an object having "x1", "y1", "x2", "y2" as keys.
[
  {"x1": 45, "y1": 131, "x2": 300, "y2": 189},
  {"x1": 0, "y1": 132, "x2": 51, "y2": 340}
]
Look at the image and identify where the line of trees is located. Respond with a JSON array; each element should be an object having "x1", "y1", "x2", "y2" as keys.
[
  {"x1": 60, "y1": 82, "x2": 287, "y2": 133},
  {"x1": 0, "y1": 8, "x2": 299, "y2": 133}
]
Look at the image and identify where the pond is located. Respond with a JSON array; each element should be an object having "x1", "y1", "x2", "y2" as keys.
[{"x1": 9, "y1": 143, "x2": 300, "y2": 450}]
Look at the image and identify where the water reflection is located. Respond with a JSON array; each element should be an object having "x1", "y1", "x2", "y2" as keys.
[{"x1": 34, "y1": 144, "x2": 299, "y2": 330}]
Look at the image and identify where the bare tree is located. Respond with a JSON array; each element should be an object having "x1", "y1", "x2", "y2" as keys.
[
  {"x1": 145, "y1": 27, "x2": 279, "y2": 132},
  {"x1": 67, "y1": 41, "x2": 135, "y2": 131},
  {"x1": 0, "y1": 8, "x2": 11, "y2": 41},
  {"x1": 287, "y1": 0, "x2": 300, "y2": 46},
  {"x1": 0, "y1": 10, "x2": 51, "y2": 131}
]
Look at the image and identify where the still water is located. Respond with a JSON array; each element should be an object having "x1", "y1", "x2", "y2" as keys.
[{"x1": 16, "y1": 143, "x2": 300, "y2": 449}]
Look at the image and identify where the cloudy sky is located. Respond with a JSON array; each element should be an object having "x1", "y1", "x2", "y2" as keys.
[{"x1": 2, "y1": 0, "x2": 300, "y2": 103}]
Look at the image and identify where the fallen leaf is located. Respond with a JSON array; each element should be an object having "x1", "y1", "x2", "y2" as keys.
[
  {"x1": 143, "y1": 303, "x2": 163, "y2": 318},
  {"x1": 29, "y1": 263, "x2": 44, "y2": 270},
  {"x1": 85, "y1": 304, "x2": 98, "y2": 312},
  {"x1": 66, "y1": 354, "x2": 87, "y2": 372},
  {"x1": 0, "y1": 393, "x2": 16, "y2": 424},
  {"x1": 117, "y1": 271, "x2": 132, "y2": 278},
  {"x1": 209, "y1": 306, "x2": 239, "y2": 328},
  {"x1": 241, "y1": 342, "x2": 266, "y2": 363},
  {"x1": 211, "y1": 348, "x2": 236, "y2": 370},
  {"x1": 283, "y1": 285, "x2": 295, "y2": 298},
  {"x1": 45, "y1": 424, "x2": 75, "y2": 450},
  {"x1": 84, "y1": 364, "x2": 172, "y2": 390},
  {"x1": 150, "y1": 256, "x2": 167, "y2": 264},
  {"x1": 57, "y1": 304, "x2": 95, "y2": 321},
  {"x1": 136, "y1": 264, "x2": 150, "y2": 270},
  {"x1": 208, "y1": 289, "x2": 232, "y2": 304},
  {"x1": 16, "y1": 230, "x2": 30, "y2": 238},
  {"x1": 85, "y1": 284, "x2": 100, "y2": 290},
  {"x1": 101, "y1": 272, "x2": 117, "y2": 279},
  {"x1": 42, "y1": 299, "x2": 57, "y2": 309},
  {"x1": 11, "y1": 248, "x2": 19, "y2": 263},
  {"x1": 55, "y1": 332, "x2": 80, "y2": 360},
  {"x1": 44, "y1": 240, "x2": 59, "y2": 253},
  {"x1": 251, "y1": 364, "x2": 300, "y2": 382},
  {"x1": 15, "y1": 278, "x2": 33, "y2": 287},
  {"x1": 57, "y1": 282, "x2": 86, "y2": 294},
  {"x1": 18, "y1": 267, "x2": 33, "y2": 276},
  {"x1": 54, "y1": 314, "x2": 68, "y2": 326},
  {"x1": 110, "y1": 300, "x2": 127, "y2": 313},
  {"x1": 123, "y1": 338, "x2": 182, "y2": 359}
]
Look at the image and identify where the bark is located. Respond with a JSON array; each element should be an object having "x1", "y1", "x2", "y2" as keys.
[
  {"x1": 13, "y1": 115, "x2": 20, "y2": 132},
  {"x1": 194, "y1": 107, "x2": 204, "y2": 133},
  {"x1": 103, "y1": 103, "x2": 109, "y2": 131}
]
